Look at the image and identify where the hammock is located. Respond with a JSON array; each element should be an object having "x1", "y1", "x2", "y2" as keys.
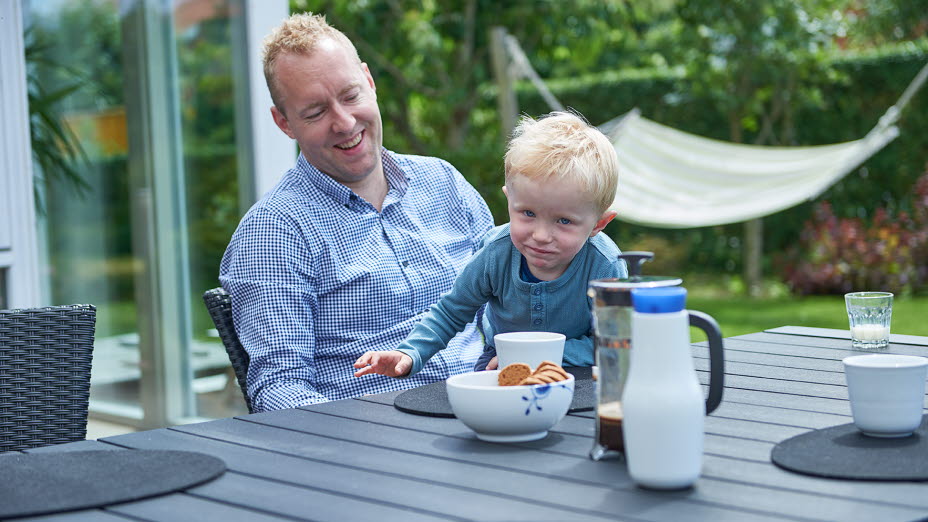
[
  {"x1": 503, "y1": 34, "x2": 928, "y2": 228},
  {"x1": 599, "y1": 110, "x2": 899, "y2": 228}
]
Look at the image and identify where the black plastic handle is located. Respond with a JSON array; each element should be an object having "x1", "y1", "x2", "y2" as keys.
[
  {"x1": 688, "y1": 310, "x2": 725, "y2": 414},
  {"x1": 616, "y1": 252, "x2": 654, "y2": 277}
]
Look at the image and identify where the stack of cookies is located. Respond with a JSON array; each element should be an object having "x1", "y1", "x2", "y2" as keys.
[{"x1": 498, "y1": 361, "x2": 570, "y2": 386}]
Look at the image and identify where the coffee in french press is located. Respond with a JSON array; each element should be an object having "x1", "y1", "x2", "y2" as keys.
[{"x1": 588, "y1": 252, "x2": 681, "y2": 460}]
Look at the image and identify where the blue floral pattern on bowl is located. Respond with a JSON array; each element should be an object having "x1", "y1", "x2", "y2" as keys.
[{"x1": 522, "y1": 382, "x2": 571, "y2": 416}]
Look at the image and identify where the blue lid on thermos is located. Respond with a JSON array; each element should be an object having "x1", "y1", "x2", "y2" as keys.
[{"x1": 631, "y1": 287, "x2": 687, "y2": 314}]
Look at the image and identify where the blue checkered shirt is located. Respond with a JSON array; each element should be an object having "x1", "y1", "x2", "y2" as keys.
[{"x1": 220, "y1": 150, "x2": 494, "y2": 411}]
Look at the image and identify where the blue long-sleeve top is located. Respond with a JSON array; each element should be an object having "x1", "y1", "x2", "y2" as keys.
[{"x1": 396, "y1": 224, "x2": 627, "y2": 375}]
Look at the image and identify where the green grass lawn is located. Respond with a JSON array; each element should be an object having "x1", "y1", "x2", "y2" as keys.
[
  {"x1": 679, "y1": 274, "x2": 928, "y2": 341},
  {"x1": 687, "y1": 294, "x2": 928, "y2": 341}
]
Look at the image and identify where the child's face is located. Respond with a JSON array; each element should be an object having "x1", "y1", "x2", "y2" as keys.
[{"x1": 504, "y1": 174, "x2": 615, "y2": 281}]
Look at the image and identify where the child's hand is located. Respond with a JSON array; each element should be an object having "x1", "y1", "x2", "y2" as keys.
[
  {"x1": 486, "y1": 356, "x2": 499, "y2": 370},
  {"x1": 353, "y1": 350, "x2": 412, "y2": 378}
]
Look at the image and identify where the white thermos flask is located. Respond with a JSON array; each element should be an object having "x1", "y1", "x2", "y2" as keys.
[{"x1": 623, "y1": 286, "x2": 705, "y2": 489}]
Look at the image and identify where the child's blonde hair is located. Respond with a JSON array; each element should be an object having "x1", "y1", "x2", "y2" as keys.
[
  {"x1": 505, "y1": 111, "x2": 619, "y2": 213},
  {"x1": 262, "y1": 13, "x2": 361, "y2": 115}
]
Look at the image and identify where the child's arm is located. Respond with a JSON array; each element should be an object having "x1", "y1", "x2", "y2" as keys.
[
  {"x1": 562, "y1": 335, "x2": 595, "y2": 367},
  {"x1": 353, "y1": 351, "x2": 412, "y2": 378},
  {"x1": 354, "y1": 236, "x2": 499, "y2": 379}
]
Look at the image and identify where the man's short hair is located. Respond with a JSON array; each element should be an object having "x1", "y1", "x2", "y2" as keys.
[
  {"x1": 505, "y1": 111, "x2": 620, "y2": 213},
  {"x1": 262, "y1": 12, "x2": 361, "y2": 114}
]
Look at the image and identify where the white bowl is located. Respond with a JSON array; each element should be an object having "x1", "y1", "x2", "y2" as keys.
[{"x1": 446, "y1": 370, "x2": 575, "y2": 442}]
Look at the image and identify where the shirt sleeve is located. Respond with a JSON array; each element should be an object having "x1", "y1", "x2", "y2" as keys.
[
  {"x1": 562, "y1": 335, "x2": 596, "y2": 367},
  {"x1": 396, "y1": 245, "x2": 495, "y2": 375},
  {"x1": 219, "y1": 207, "x2": 328, "y2": 410}
]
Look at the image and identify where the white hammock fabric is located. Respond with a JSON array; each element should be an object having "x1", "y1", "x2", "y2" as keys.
[
  {"x1": 600, "y1": 110, "x2": 900, "y2": 228},
  {"x1": 502, "y1": 32, "x2": 926, "y2": 229}
]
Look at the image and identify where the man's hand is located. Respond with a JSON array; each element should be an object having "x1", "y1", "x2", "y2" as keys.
[{"x1": 353, "y1": 350, "x2": 413, "y2": 378}]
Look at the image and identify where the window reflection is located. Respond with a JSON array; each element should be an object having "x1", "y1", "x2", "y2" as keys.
[
  {"x1": 26, "y1": 0, "x2": 141, "y2": 413},
  {"x1": 175, "y1": 0, "x2": 247, "y2": 418},
  {"x1": 25, "y1": 0, "x2": 248, "y2": 424}
]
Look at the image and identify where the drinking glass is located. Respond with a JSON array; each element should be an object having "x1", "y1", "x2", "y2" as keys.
[{"x1": 844, "y1": 292, "x2": 893, "y2": 350}]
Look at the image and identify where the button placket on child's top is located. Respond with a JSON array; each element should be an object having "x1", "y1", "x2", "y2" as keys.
[{"x1": 530, "y1": 284, "x2": 545, "y2": 326}]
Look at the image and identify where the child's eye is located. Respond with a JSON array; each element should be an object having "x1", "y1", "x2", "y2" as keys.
[
  {"x1": 558, "y1": 218, "x2": 572, "y2": 225},
  {"x1": 522, "y1": 210, "x2": 535, "y2": 218}
]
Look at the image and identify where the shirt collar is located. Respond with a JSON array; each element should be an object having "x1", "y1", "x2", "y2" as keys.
[
  {"x1": 295, "y1": 149, "x2": 409, "y2": 208},
  {"x1": 382, "y1": 150, "x2": 409, "y2": 199}
]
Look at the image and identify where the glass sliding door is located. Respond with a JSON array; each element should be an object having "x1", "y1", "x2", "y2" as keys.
[
  {"x1": 173, "y1": 0, "x2": 250, "y2": 419},
  {"x1": 25, "y1": 0, "x2": 144, "y2": 421},
  {"x1": 23, "y1": 0, "x2": 264, "y2": 427}
]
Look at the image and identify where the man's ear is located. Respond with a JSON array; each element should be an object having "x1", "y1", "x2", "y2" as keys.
[
  {"x1": 362, "y1": 62, "x2": 376, "y2": 92},
  {"x1": 271, "y1": 106, "x2": 296, "y2": 139},
  {"x1": 590, "y1": 210, "x2": 617, "y2": 236}
]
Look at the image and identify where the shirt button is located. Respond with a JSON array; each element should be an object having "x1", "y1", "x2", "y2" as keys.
[
  {"x1": 532, "y1": 288, "x2": 541, "y2": 295},
  {"x1": 402, "y1": 260, "x2": 410, "y2": 267},
  {"x1": 533, "y1": 319, "x2": 542, "y2": 325},
  {"x1": 533, "y1": 303, "x2": 543, "y2": 311}
]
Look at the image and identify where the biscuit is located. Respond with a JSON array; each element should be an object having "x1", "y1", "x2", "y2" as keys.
[
  {"x1": 534, "y1": 369, "x2": 566, "y2": 382},
  {"x1": 534, "y1": 360, "x2": 561, "y2": 372},
  {"x1": 516, "y1": 362, "x2": 571, "y2": 385},
  {"x1": 534, "y1": 364, "x2": 569, "y2": 380},
  {"x1": 498, "y1": 363, "x2": 532, "y2": 386}
]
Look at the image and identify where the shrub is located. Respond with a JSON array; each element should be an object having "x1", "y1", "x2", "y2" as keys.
[
  {"x1": 625, "y1": 234, "x2": 689, "y2": 276},
  {"x1": 780, "y1": 169, "x2": 928, "y2": 295}
]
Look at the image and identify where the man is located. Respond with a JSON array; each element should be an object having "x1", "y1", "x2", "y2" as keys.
[{"x1": 220, "y1": 13, "x2": 493, "y2": 411}]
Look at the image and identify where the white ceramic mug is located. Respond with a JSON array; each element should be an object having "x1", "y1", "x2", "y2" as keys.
[
  {"x1": 494, "y1": 331, "x2": 566, "y2": 370},
  {"x1": 843, "y1": 354, "x2": 928, "y2": 438}
]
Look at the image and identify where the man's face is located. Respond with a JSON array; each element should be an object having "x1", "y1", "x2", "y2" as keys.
[
  {"x1": 505, "y1": 174, "x2": 613, "y2": 281},
  {"x1": 270, "y1": 39, "x2": 384, "y2": 188}
]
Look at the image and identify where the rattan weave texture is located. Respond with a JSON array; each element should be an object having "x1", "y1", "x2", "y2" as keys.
[
  {"x1": 203, "y1": 288, "x2": 253, "y2": 413},
  {"x1": 0, "y1": 304, "x2": 96, "y2": 453}
]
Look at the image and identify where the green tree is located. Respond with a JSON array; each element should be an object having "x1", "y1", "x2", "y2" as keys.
[
  {"x1": 27, "y1": 0, "x2": 124, "y2": 211},
  {"x1": 291, "y1": 0, "x2": 652, "y2": 220},
  {"x1": 667, "y1": 1, "x2": 846, "y2": 294},
  {"x1": 837, "y1": 0, "x2": 928, "y2": 49},
  {"x1": 674, "y1": 0, "x2": 847, "y2": 145}
]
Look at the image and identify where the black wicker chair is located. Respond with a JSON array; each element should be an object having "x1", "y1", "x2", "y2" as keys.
[
  {"x1": 0, "y1": 304, "x2": 96, "y2": 453},
  {"x1": 202, "y1": 287, "x2": 253, "y2": 413}
]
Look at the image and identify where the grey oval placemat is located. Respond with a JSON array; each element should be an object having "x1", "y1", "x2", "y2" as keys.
[
  {"x1": 0, "y1": 449, "x2": 226, "y2": 519},
  {"x1": 771, "y1": 415, "x2": 928, "y2": 481},
  {"x1": 394, "y1": 367, "x2": 594, "y2": 417}
]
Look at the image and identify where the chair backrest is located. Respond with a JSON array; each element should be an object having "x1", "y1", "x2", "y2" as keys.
[
  {"x1": 202, "y1": 287, "x2": 253, "y2": 413},
  {"x1": 0, "y1": 304, "x2": 96, "y2": 453}
]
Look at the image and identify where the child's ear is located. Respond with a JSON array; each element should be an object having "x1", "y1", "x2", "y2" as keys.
[
  {"x1": 590, "y1": 210, "x2": 617, "y2": 237},
  {"x1": 502, "y1": 185, "x2": 509, "y2": 199}
]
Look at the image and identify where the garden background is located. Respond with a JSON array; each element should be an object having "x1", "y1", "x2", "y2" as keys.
[
  {"x1": 31, "y1": 0, "x2": 928, "y2": 339},
  {"x1": 294, "y1": 0, "x2": 928, "y2": 337}
]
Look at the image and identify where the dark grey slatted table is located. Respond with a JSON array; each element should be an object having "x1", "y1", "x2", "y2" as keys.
[{"x1": 23, "y1": 327, "x2": 928, "y2": 521}]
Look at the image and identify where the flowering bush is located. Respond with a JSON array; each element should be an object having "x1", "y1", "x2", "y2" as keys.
[{"x1": 780, "y1": 171, "x2": 928, "y2": 296}]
